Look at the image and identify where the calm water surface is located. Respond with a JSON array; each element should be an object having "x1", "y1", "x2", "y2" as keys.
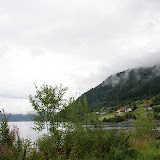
[{"x1": 8, "y1": 121, "x2": 47, "y2": 142}]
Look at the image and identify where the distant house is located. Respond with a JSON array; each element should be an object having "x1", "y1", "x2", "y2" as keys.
[
  {"x1": 100, "y1": 110, "x2": 109, "y2": 115},
  {"x1": 125, "y1": 108, "x2": 132, "y2": 113},
  {"x1": 145, "y1": 107, "x2": 152, "y2": 111},
  {"x1": 116, "y1": 110, "x2": 124, "y2": 115},
  {"x1": 103, "y1": 110, "x2": 109, "y2": 114}
]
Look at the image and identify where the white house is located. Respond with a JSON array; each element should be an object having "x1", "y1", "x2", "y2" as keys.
[
  {"x1": 145, "y1": 107, "x2": 152, "y2": 111},
  {"x1": 125, "y1": 108, "x2": 132, "y2": 113}
]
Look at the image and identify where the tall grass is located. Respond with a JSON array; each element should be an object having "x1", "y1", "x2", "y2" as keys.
[{"x1": 0, "y1": 109, "x2": 33, "y2": 160}]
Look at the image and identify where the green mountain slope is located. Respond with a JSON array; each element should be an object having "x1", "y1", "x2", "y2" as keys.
[{"x1": 81, "y1": 66, "x2": 160, "y2": 111}]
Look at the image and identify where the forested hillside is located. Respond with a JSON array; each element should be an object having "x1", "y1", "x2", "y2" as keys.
[{"x1": 81, "y1": 65, "x2": 160, "y2": 111}]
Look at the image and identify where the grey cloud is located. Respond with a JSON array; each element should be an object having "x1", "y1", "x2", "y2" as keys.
[
  {"x1": 0, "y1": 0, "x2": 160, "y2": 113},
  {"x1": 0, "y1": 94, "x2": 28, "y2": 100},
  {"x1": 0, "y1": 45, "x2": 8, "y2": 56},
  {"x1": 74, "y1": 50, "x2": 160, "y2": 92},
  {"x1": 137, "y1": 51, "x2": 160, "y2": 67},
  {"x1": 0, "y1": 0, "x2": 154, "y2": 57},
  {"x1": 0, "y1": 84, "x2": 34, "y2": 99}
]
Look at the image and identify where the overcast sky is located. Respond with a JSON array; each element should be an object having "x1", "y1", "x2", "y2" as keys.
[{"x1": 0, "y1": 0, "x2": 160, "y2": 114}]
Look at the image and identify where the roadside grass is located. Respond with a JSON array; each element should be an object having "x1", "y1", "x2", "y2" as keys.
[
  {"x1": 129, "y1": 137, "x2": 160, "y2": 160},
  {"x1": 129, "y1": 137, "x2": 150, "y2": 150}
]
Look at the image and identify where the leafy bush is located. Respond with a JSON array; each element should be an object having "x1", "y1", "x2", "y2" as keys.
[
  {"x1": 60, "y1": 126, "x2": 137, "y2": 159},
  {"x1": 35, "y1": 134, "x2": 58, "y2": 159},
  {"x1": 0, "y1": 109, "x2": 33, "y2": 160},
  {"x1": 132, "y1": 115, "x2": 156, "y2": 139},
  {"x1": 0, "y1": 109, "x2": 13, "y2": 147}
]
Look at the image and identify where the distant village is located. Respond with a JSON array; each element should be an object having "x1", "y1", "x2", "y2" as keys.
[{"x1": 96, "y1": 106, "x2": 153, "y2": 115}]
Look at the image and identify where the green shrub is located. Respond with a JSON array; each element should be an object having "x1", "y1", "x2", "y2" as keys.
[
  {"x1": 0, "y1": 109, "x2": 33, "y2": 160},
  {"x1": 131, "y1": 115, "x2": 156, "y2": 139},
  {"x1": 36, "y1": 134, "x2": 58, "y2": 159},
  {"x1": 137, "y1": 150, "x2": 160, "y2": 160},
  {"x1": 61, "y1": 126, "x2": 137, "y2": 159},
  {"x1": 0, "y1": 109, "x2": 13, "y2": 147}
]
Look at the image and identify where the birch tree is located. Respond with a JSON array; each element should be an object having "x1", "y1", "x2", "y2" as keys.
[{"x1": 29, "y1": 83, "x2": 67, "y2": 134}]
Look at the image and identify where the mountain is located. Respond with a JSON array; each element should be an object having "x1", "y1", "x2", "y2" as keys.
[
  {"x1": 0, "y1": 114, "x2": 35, "y2": 122},
  {"x1": 81, "y1": 65, "x2": 160, "y2": 111}
]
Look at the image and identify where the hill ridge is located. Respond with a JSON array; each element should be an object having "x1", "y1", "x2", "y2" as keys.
[{"x1": 81, "y1": 65, "x2": 160, "y2": 111}]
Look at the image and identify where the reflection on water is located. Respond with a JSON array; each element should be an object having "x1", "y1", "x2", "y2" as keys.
[{"x1": 8, "y1": 121, "x2": 47, "y2": 142}]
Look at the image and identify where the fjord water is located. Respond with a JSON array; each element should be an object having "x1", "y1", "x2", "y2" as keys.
[
  {"x1": 8, "y1": 121, "x2": 47, "y2": 142},
  {"x1": 8, "y1": 121, "x2": 131, "y2": 142}
]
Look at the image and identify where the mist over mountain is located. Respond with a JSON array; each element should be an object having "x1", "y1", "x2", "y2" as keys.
[
  {"x1": 101, "y1": 65, "x2": 160, "y2": 87},
  {"x1": 81, "y1": 65, "x2": 160, "y2": 111}
]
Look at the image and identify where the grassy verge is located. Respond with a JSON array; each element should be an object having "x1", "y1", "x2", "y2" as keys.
[{"x1": 99, "y1": 113, "x2": 116, "y2": 121}]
